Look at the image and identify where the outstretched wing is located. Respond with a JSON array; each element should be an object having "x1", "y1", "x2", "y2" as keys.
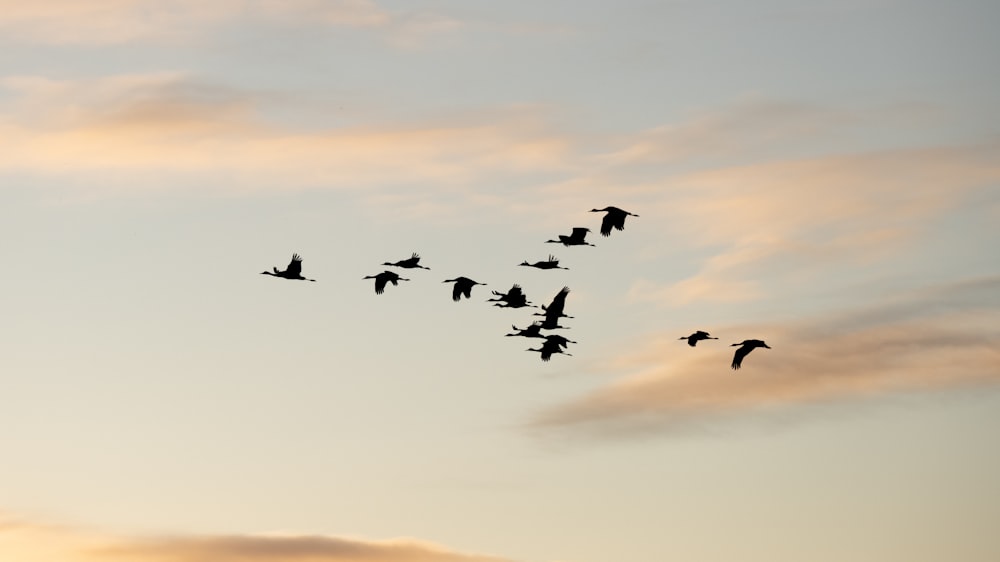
[
  {"x1": 547, "y1": 286, "x2": 570, "y2": 316},
  {"x1": 287, "y1": 254, "x2": 304, "y2": 277},
  {"x1": 571, "y1": 227, "x2": 589, "y2": 238},
  {"x1": 600, "y1": 213, "x2": 614, "y2": 236},
  {"x1": 611, "y1": 211, "x2": 627, "y2": 232},
  {"x1": 451, "y1": 282, "x2": 463, "y2": 301},
  {"x1": 731, "y1": 345, "x2": 753, "y2": 370},
  {"x1": 462, "y1": 283, "x2": 474, "y2": 299},
  {"x1": 374, "y1": 275, "x2": 388, "y2": 294},
  {"x1": 509, "y1": 284, "x2": 524, "y2": 297}
]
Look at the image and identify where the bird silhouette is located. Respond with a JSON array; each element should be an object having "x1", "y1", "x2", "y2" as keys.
[
  {"x1": 505, "y1": 322, "x2": 546, "y2": 338},
  {"x1": 363, "y1": 270, "x2": 410, "y2": 294},
  {"x1": 443, "y1": 276, "x2": 486, "y2": 301},
  {"x1": 590, "y1": 206, "x2": 639, "y2": 237},
  {"x1": 488, "y1": 284, "x2": 535, "y2": 308},
  {"x1": 730, "y1": 339, "x2": 771, "y2": 370},
  {"x1": 519, "y1": 255, "x2": 569, "y2": 270},
  {"x1": 546, "y1": 227, "x2": 595, "y2": 247},
  {"x1": 383, "y1": 252, "x2": 430, "y2": 270},
  {"x1": 260, "y1": 253, "x2": 316, "y2": 282},
  {"x1": 536, "y1": 314, "x2": 570, "y2": 331},
  {"x1": 527, "y1": 337, "x2": 573, "y2": 361},
  {"x1": 534, "y1": 286, "x2": 573, "y2": 320},
  {"x1": 680, "y1": 330, "x2": 718, "y2": 347},
  {"x1": 542, "y1": 334, "x2": 577, "y2": 348}
]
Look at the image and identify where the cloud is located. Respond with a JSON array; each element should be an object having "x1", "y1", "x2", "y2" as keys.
[
  {"x1": 533, "y1": 277, "x2": 1000, "y2": 438},
  {"x1": 626, "y1": 140, "x2": 1000, "y2": 305},
  {"x1": 0, "y1": 0, "x2": 459, "y2": 45},
  {"x1": 0, "y1": 74, "x2": 574, "y2": 199},
  {"x1": 0, "y1": 512, "x2": 524, "y2": 562}
]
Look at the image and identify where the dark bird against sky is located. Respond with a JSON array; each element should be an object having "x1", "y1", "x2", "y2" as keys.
[
  {"x1": 260, "y1": 253, "x2": 316, "y2": 282},
  {"x1": 534, "y1": 286, "x2": 573, "y2": 320},
  {"x1": 443, "y1": 276, "x2": 487, "y2": 302},
  {"x1": 731, "y1": 339, "x2": 771, "y2": 370},
  {"x1": 363, "y1": 270, "x2": 410, "y2": 294},
  {"x1": 527, "y1": 337, "x2": 574, "y2": 361},
  {"x1": 383, "y1": 252, "x2": 430, "y2": 270},
  {"x1": 488, "y1": 284, "x2": 534, "y2": 308},
  {"x1": 546, "y1": 227, "x2": 595, "y2": 247},
  {"x1": 680, "y1": 331, "x2": 718, "y2": 347},
  {"x1": 505, "y1": 322, "x2": 546, "y2": 338},
  {"x1": 590, "y1": 206, "x2": 639, "y2": 237},
  {"x1": 520, "y1": 254, "x2": 569, "y2": 270}
]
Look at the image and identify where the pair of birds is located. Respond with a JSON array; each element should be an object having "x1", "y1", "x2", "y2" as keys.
[
  {"x1": 543, "y1": 206, "x2": 640, "y2": 248},
  {"x1": 680, "y1": 331, "x2": 771, "y2": 369},
  {"x1": 362, "y1": 253, "x2": 431, "y2": 294}
]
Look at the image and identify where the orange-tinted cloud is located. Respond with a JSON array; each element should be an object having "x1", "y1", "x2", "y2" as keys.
[
  {"x1": 0, "y1": 512, "x2": 524, "y2": 562},
  {"x1": 0, "y1": 74, "x2": 574, "y2": 193},
  {"x1": 626, "y1": 141, "x2": 1000, "y2": 305},
  {"x1": 534, "y1": 277, "x2": 1000, "y2": 437}
]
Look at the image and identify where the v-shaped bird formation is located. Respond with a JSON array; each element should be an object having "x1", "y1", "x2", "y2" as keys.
[{"x1": 261, "y1": 206, "x2": 770, "y2": 368}]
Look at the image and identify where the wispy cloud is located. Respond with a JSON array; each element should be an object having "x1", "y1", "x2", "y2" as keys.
[
  {"x1": 0, "y1": 512, "x2": 525, "y2": 562},
  {"x1": 533, "y1": 277, "x2": 1000, "y2": 438},
  {"x1": 0, "y1": 74, "x2": 574, "y2": 196},
  {"x1": 626, "y1": 141, "x2": 1000, "y2": 305},
  {"x1": 0, "y1": 0, "x2": 460, "y2": 45}
]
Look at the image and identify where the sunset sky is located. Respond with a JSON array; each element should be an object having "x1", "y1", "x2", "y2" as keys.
[{"x1": 2, "y1": 1, "x2": 999, "y2": 561}]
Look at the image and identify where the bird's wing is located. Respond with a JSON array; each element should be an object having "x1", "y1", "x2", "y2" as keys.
[
  {"x1": 731, "y1": 345, "x2": 753, "y2": 369},
  {"x1": 548, "y1": 287, "x2": 570, "y2": 314},
  {"x1": 687, "y1": 336, "x2": 697, "y2": 347},
  {"x1": 572, "y1": 227, "x2": 588, "y2": 238},
  {"x1": 286, "y1": 254, "x2": 304, "y2": 276},
  {"x1": 600, "y1": 213, "x2": 614, "y2": 236},
  {"x1": 452, "y1": 283, "x2": 462, "y2": 301},
  {"x1": 462, "y1": 284, "x2": 473, "y2": 299},
  {"x1": 612, "y1": 211, "x2": 627, "y2": 231}
]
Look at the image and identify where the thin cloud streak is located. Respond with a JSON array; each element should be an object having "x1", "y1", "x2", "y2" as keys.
[
  {"x1": 628, "y1": 141, "x2": 1000, "y2": 305},
  {"x1": 0, "y1": 513, "x2": 525, "y2": 562},
  {"x1": 534, "y1": 277, "x2": 1000, "y2": 437},
  {"x1": 0, "y1": 0, "x2": 459, "y2": 45},
  {"x1": 0, "y1": 74, "x2": 574, "y2": 190}
]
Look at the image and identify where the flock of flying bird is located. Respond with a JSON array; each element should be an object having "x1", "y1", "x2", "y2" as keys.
[{"x1": 261, "y1": 206, "x2": 771, "y2": 368}]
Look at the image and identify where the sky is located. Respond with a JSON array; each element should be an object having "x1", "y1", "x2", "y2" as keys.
[{"x1": 1, "y1": 1, "x2": 999, "y2": 561}]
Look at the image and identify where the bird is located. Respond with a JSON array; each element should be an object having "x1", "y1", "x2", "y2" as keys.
[
  {"x1": 488, "y1": 284, "x2": 535, "y2": 308},
  {"x1": 383, "y1": 252, "x2": 430, "y2": 270},
  {"x1": 527, "y1": 337, "x2": 573, "y2": 361},
  {"x1": 536, "y1": 314, "x2": 570, "y2": 331},
  {"x1": 546, "y1": 227, "x2": 595, "y2": 247},
  {"x1": 730, "y1": 339, "x2": 771, "y2": 370},
  {"x1": 542, "y1": 334, "x2": 577, "y2": 348},
  {"x1": 363, "y1": 270, "x2": 410, "y2": 294},
  {"x1": 505, "y1": 322, "x2": 546, "y2": 338},
  {"x1": 260, "y1": 253, "x2": 316, "y2": 282},
  {"x1": 590, "y1": 206, "x2": 639, "y2": 237},
  {"x1": 519, "y1": 255, "x2": 569, "y2": 270},
  {"x1": 680, "y1": 331, "x2": 718, "y2": 347},
  {"x1": 443, "y1": 276, "x2": 486, "y2": 301},
  {"x1": 534, "y1": 286, "x2": 573, "y2": 320}
]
